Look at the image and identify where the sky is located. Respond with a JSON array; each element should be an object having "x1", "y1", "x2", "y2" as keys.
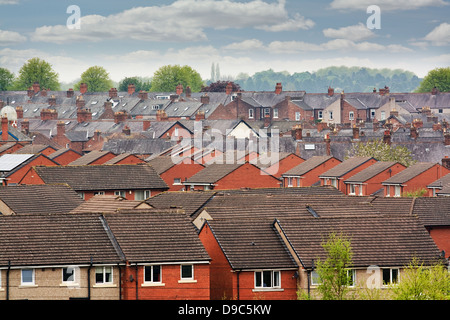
[{"x1": 0, "y1": 0, "x2": 449, "y2": 85}]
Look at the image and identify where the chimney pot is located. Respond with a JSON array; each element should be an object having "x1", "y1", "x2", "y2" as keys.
[
  {"x1": 275, "y1": 82, "x2": 282, "y2": 95},
  {"x1": 79, "y1": 83, "x2": 88, "y2": 94},
  {"x1": 128, "y1": 84, "x2": 136, "y2": 95}
]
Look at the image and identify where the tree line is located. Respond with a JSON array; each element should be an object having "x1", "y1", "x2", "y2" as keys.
[{"x1": 0, "y1": 57, "x2": 448, "y2": 94}]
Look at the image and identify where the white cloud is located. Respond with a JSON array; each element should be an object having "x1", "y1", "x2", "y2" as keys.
[
  {"x1": 0, "y1": 0, "x2": 20, "y2": 4},
  {"x1": 31, "y1": 0, "x2": 314, "y2": 44},
  {"x1": 323, "y1": 23, "x2": 375, "y2": 41},
  {"x1": 0, "y1": 29, "x2": 27, "y2": 46},
  {"x1": 329, "y1": 0, "x2": 449, "y2": 11},
  {"x1": 222, "y1": 39, "x2": 265, "y2": 51},
  {"x1": 423, "y1": 22, "x2": 450, "y2": 45}
]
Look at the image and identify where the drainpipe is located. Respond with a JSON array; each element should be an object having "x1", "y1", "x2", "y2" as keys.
[
  {"x1": 236, "y1": 269, "x2": 241, "y2": 300},
  {"x1": 88, "y1": 256, "x2": 93, "y2": 300},
  {"x1": 135, "y1": 263, "x2": 139, "y2": 300},
  {"x1": 6, "y1": 260, "x2": 10, "y2": 300},
  {"x1": 118, "y1": 264, "x2": 122, "y2": 301}
]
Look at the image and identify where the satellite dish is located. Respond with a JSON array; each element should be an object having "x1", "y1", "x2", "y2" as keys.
[{"x1": 0, "y1": 105, "x2": 17, "y2": 121}]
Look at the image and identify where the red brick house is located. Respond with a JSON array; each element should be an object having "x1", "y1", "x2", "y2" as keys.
[
  {"x1": 47, "y1": 148, "x2": 82, "y2": 165},
  {"x1": 343, "y1": 161, "x2": 406, "y2": 196},
  {"x1": 255, "y1": 152, "x2": 304, "y2": 178},
  {"x1": 20, "y1": 164, "x2": 169, "y2": 201},
  {"x1": 282, "y1": 156, "x2": 341, "y2": 188},
  {"x1": 198, "y1": 218, "x2": 298, "y2": 300},
  {"x1": 426, "y1": 173, "x2": 450, "y2": 197},
  {"x1": 147, "y1": 155, "x2": 205, "y2": 191},
  {"x1": 104, "y1": 211, "x2": 211, "y2": 300},
  {"x1": 382, "y1": 162, "x2": 450, "y2": 197},
  {"x1": 319, "y1": 157, "x2": 377, "y2": 194},
  {"x1": 183, "y1": 163, "x2": 281, "y2": 191},
  {"x1": 0, "y1": 153, "x2": 59, "y2": 185}
]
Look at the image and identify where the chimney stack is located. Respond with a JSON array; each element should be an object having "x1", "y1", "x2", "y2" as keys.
[
  {"x1": 79, "y1": 83, "x2": 88, "y2": 94},
  {"x1": 114, "y1": 111, "x2": 128, "y2": 124},
  {"x1": 21, "y1": 119, "x2": 29, "y2": 135},
  {"x1": 122, "y1": 125, "x2": 131, "y2": 136},
  {"x1": 143, "y1": 119, "x2": 151, "y2": 131},
  {"x1": 410, "y1": 126, "x2": 418, "y2": 139},
  {"x1": 156, "y1": 110, "x2": 168, "y2": 122},
  {"x1": 67, "y1": 88, "x2": 74, "y2": 98},
  {"x1": 432, "y1": 87, "x2": 439, "y2": 95},
  {"x1": 77, "y1": 109, "x2": 92, "y2": 123},
  {"x1": 383, "y1": 129, "x2": 391, "y2": 145},
  {"x1": 128, "y1": 84, "x2": 136, "y2": 95},
  {"x1": 185, "y1": 86, "x2": 192, "y2": 98},
  {"x1": 324, "y1": 133, "x2": 331, "y2": 156},
  {"x1": 76, "y1": 96, "x2": 86, "y2": 110},
  {"x1": 48, "y1": 95, "x2": 56, "y2": 107},
  {"x1": 328, "y1": 87, "x2": 334, "y2": 96},
  {"x1": 138, "y1": 90, "x2": 148, "y2": 100},
  {"x1": 40, "y1": 88, "x2": 47, "y2": 97},
  {"x1": 32, "y1": 82, "x2": 40, "y2": 94},
  {"x1": 15, "y1": 106, "x2": 23, "y2": 119},
  {"x1": 195, "y1": 111, "x2": 205, "y2": 121},
  {"x1": 27, "y1": 87, "x2": 34, "y2": 98},
  {"x1": 444, "y1": 131, "x2": 450, "y2": 146},
  {"x1": 442, "y1": 156, "x2": 450, "y2": 170},
  {"x1": 292, "y1": 124, "x2": 302, "y2": 141},
  {"x1": 201, "y1": 94, "x2": 210, "y2": 105},
  {"x1": 352, "y1": 125, "x2": 360, "y2": 140},
  {"x1": 275, "y1": 83, "x2": 282, "y2": 95},
  {"x1": 176, "y1": 84, "x2": 183, "y2": 96},
  {"x1": 40, "y1": 108, "x2": 58, "y2": 121},
  {"x1": 1, "y1": 117, "x2": 8, "y2": 141},
  {"x1": 226, "y1": 82, "x2": 233, "y2": 95},
  {"x1": 109, "y1": 88, "x2": 118, "y2": 99},
  {"x1": 57, "y1": 121, "x2": 66, "y2": 137}
]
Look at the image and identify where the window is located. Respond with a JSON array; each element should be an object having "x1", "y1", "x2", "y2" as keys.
[
  {"x1": 173, "y1": 178, "x2": 182, "y2": 185},
  {"x1": 349, "y1": 111, "x2": 354, "y2": 121},
  {"x1": 318, "y1": 110, "x2": 323, "y2": 119},
  {"x1": 311, "y1": 270, "x2": 320, "y2": 285},
  {"x1": 347, "y1": 269, "x2": 356, "y2": 287},
  {"x1": 371, "y1": 109, "x2": 376, "y2": 119},
  {"x1": 273, "y1": 108, "x2": 279, "y2": 118},
  {"x1": 93, "y1": 191, "x2": 105, "y2": 196},
  {"x1": 349, "y1": 184, "x2": 356, "y2": 195},
  {"x1": 174, "y1": 127, "x2": 179, "y2": 137},
  {"x1": 287, "y1": 177, "x2": 294, "y2": 187},
  {"x1": 62, "y1": 267, "x2": 76, "y2": 283},
  {"x1": 249, "y1": 109, "x2": 254, "y2": 119},
  {"x1": 381, "y1": 111, "x2": 386, "y2": 120},
  {"x1": 264, "y1": 108, "x2": 271, "y2": 117},
  {"x1": 394, "y1": 185, "x2": 401, "y2": 197},
  {"x1": 21, "y1": 269, "x2": 35, "y2": 286},
  {"x1": 115, "y1": 191, "x2": 126, "y2": 198},
  {"x1": 295, "y1": 112, "x2": 300, "y2": 121},
  {"x1": 255, "y1": 270, "x2": 280, "y2": 289},
  {"x1": 135, "y1": 190, "x2": 151, "y2": 200},
  {"x1": 382, "y1": 268, "x2": 399, "y2": 285},
  {"x1": 439, "y1": 109, "x2": 443, "y2": 114},
  {"x1": 181, "y1": 265, "x2": 193, "y2": 280},
  {"x1": 95, "y1": 266, "x2": 113, "y2": 284},
  {"x1": 144, "y1": 265, "x2": 161, "y2": 283},
  {"x1": 77, "y1": 192, "x2": 85, "y2": 200},
  {"x1": 329, "y1": 111, "x2": 333, "y2": 120},
  {"x1": 331, "y1": 178, "x2": 338, "y2": 188}
]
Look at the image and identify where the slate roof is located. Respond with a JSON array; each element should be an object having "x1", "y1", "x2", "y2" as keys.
[
  {"x1": 382, "y1": 162, "x2": 436, "y2": 185},
  {"x1": 319, "y1": 157, "x2": 374, "y2": 178},
  {"x1": 0, "y1": 184, "x2": 83, "y2": 215},
  {"x1": 275, "y1": 214, "x2": 442, "y2": 269},
  {"x1": 69, "y1": 195, "x2": 148, "y2": 214},
  {"x1": 412, "y1": 197, "x2": 450, "y2": 227},
  {"x1": 344, "y1": 161, "x2": 399, "y2": 183},
  {"x1": 68, "y1": 150, "x2": 115, "y2": 165},
  {"x1": 104, "y1": 211, "x2": 210, "y2": 264},
  {"x1": 204, "y1": 218, "x2": 297, "y2": 270},
  {"x1": 184, "y1": 163, "x2": 241, "y2": 184},
  {"x1": 34, "y1": 164, "x2": 168, "y2": 191},
  {"x1": 283, "y1": 156, "x2": 337, "y2": 176},
  {"x1": 146, "y1": 191, "x2": 216, "y2": 217},
  {"x1": 0, "y1": 213, "x2": 121, "y2": 267}
]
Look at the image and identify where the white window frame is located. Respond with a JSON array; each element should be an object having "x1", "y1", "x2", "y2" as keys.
[
  {"x1": 287, "y1": 177, "x2": 294, "y2": 188},
  {"x1": 382, "y1": 268, "x2": 399, "y2": 286},
  {"x1": 114, "y1": 190, "x2": 126, "y2": 198},
  {"x1": 349, "y1": 111, "x2": 354, "y2": 121},
  {"x1": 295, "y1": 112, "x2": 301, "y2": 121},
  {"x1": 21, "y1": 268, "x2": 35, "y2": 286},
  {"x1": 173, "y1": 178, "x2": 182, "y2": 185},
  {"x1": 318, "y1": 110, "x2": 323, "y2": 119},
  {"x1": 135, "y1": 190, "x2": 151, "y2": 200},
  {"x1": 93, "y1": 191, "x2": 105, "y2": 196},
  {"x1": 249, "y1": 108, "x2": 254, "y2": 119},
  {"x1": 264, "y1": 108, "x2": 271, "y2": 117},
  {"x1": 349, "y1": 184, "x2": 356, "y2": 195},
  {"x1": 254, "y1": 270, "x2": 281, "y2": 289},
  {"x1": 394, "y1": 185, "x2": 401, "y2": 197},
  {"x1": 144, "y1": 265, "x2": 162, "y2": 284},
  {"x1": 179, "y1": 264, "x2": 196, "y2": 283},
  {"x1": 95, "y1": 266, "x2": 113, "y2": 285},
  {"x1": 381, "y1": 111, "x2": 386, "y2": 120},
  {"x1": 329, "y1": 111, "x2": 333, "y2": 120},
  {"x1": 331, "y1": 178, "x2": 338, "y2": 188},
  {"x1": 62, "y1": 266, "x2": 77, "y2": 285},
  {"x1": 273, "y1": 108, "x2": 279, "y2": 118}
]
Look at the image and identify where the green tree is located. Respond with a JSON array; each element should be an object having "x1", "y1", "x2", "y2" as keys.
[
  {"x1": 150, "y1": 65, "x2": 204, "y2": 93},
  {"x1": 346, "y1": 139, "x2": 416, "y2": 167},
  {"x1": 75, "y1": 66, "x2": 113, "y2": 92},
  {"x1": 12, "y1": 57, "x2": 60, "y2": 91},
  {"x1": 392, "y1": 258, "x2": 450, "y2": 300},
  {"x1": 118, "y1": 76, "x2": 151, "y2": 92},
  {"x1": 0, "y1": 67, "x2": 14, "y2": 91},
  {"x1": 416, "y1": 67, "x2": 450, "y2": 93},
  {"x1": 315, "y1": 232, "x2": 354, "y2": 300}
]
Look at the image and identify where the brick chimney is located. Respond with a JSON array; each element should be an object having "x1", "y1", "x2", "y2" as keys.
[
  {"x1": 143, "y1": 119, "x2": 151, "y2": 131},
  {"x1": 413, "y1": 119, "x2": 423, "y2": 129},
  {"x1": 444, "y1": 131, "x2": 450, "y2": 146},
  {"x1": 48, "y1": 95, "x2": 56, "y2": 107},
  {"x1": 410, "y1": 126, "x2": 418, "y2": 139},
  {"x1": 122, "y1": 125, "x2": 131, "y2": 135},
  {"x1": 324, "y1": 133, "x2": 331, "y2": 156},
  {"x1": 185, "y1": 86, "x2": 192, "y2": 98},
  {"x1": 275, "y1": 83, "x2": 282, "y2": 95},
  {"x1": 156, "y1": 110, "x2": 168, "y2": 122},
  {"x1": 442, "y1": 156, "x2": 450, "y2": 170},
  {"x1": 67, "y1": 88, "x2": 74, "y2": 98},
  {"x1": 195, "y1": 111, "x2": 205, "y2": 121},
  {"x1": 352, "y1": 125, "x2": 360, "y2": 140},
  {"x1": 292, "y1": 124, "x2": 302, "y2": 141},
  {"x1": 317, "y1": 122, "x2": 328, "y2": 133},
  {"x1": 76, "y1": 96, "x2": 86, "y2": 110},
  {"x1": 226, "y1": 82, "x2": 233, "y2": 95},
  {"x1": 128, "y1": 84, "x2": 136, "y2": 95},
  {"x1": 15, "y1": 106, "x2": 23, "y2": 119},
  {"x1": 328, "y1": 86, "x2": 334, "y2": 96},
  {"x1": 138, "y1": 90, "x2": 148, "y2": 100},
  {"x1": 1, "y1": 117, "x2": 8, "y2": 141},
  {"x1": 79, "y1": 83, "x2": 88, "y2": 94},
  {"x1": 176, "y1": 84, "x2": 183, "y2": 95},
  {"x1": 390, "y1": 108, "x2": 399, "y2": 118},
  {"x1": 57, "y1": 121, "x2": 65, "y2": 137},
  {"x1": 40, "y1": 88, "x2": 47, "y2": 97},
  {"x1": 432, "y1": 87, "x2": 439, "y2": 95},
  {"x1": 27, "y1": 87, "x2": 34, "y2": 98},
  {"x1": 383, "y1": 129, "x2": 391, "y2": 145},
  {"x1": 40, "y1": 108, "x2": 58, "y2": 121},
  {"x1": 21, "y1": 119, "x2": 29, "y2": 135},
  {"x1": 114, "y1": 111, "x2": 128, "y2": 124},
  {"x1": 32, "y1": 82, "x2": 40, "y2": 94},
  {"x1": 109, "y1": 88, "x2": 118, "y2": 99},
  {"x1": 77, "y1": 109, "x2": 92, "y2": 123},
  {"x1": 201, "y1": 94, "x2": 210, "y2": 104}
]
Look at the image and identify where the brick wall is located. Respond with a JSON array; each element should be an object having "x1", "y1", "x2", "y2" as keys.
[
  {"x1": 214, "y1": 163, "x2": 281, "y2": 190},
  {"x1": 161, "y1": 162, "x2": 205, "y2": 191},
  {"x1": 428, "y1": 227, "x2": 450, "y2": 259}
]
